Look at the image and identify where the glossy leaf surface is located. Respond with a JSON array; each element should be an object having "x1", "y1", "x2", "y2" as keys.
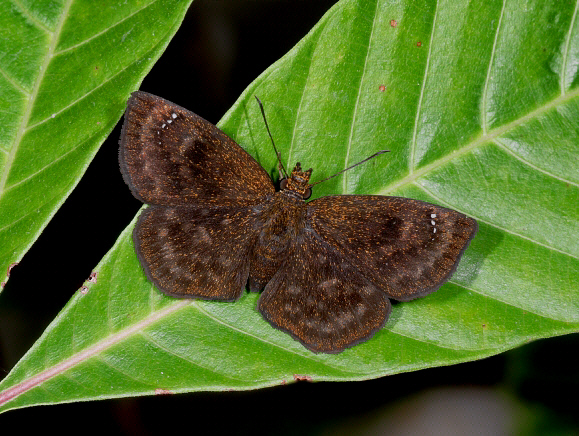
[
  {"x1": 1, "y1": 0, "x2": 577, "y2": 412},
  {"x1": 0, "y1": 0, "x2": 193, "y2": 290}
]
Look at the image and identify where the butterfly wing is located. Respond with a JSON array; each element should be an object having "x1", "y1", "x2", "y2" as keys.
[
  {"x1": 119, "y1": 91, "x2": 275, "y2": 207},
  {"x1": 257, "y1": 231, "x2": 391, "y2": 353},
  {"x1": 135, "y1": 204, "x2": 264, "y2": 300},
  {"x1": 119, "y1": 91, "x2": 275, "y2": 299},
  {"x1": 307, "y1": 196, "x2": 478, "y2": 301}
]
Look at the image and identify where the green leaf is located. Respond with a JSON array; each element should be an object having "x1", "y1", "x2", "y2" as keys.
[
  {"x1": 0, "y1": 0, "x2": 194, "y2": 291},
  {"x1": 1, "y1": 0, "x2": 578, "y2": 412}
]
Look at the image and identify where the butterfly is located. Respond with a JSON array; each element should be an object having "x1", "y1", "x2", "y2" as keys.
[{"x1": 119, "y1": 91, "x2": 478, "y2": 353}]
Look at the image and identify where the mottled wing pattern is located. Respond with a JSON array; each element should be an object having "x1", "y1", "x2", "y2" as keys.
[
  {"x1": 308, "y1": 196, "x2": 478, "y2": 301},
  {"x1": 119, "y1": 91, "x2": 274, "y2": 207},
  {"x1": 135, "y1": 205, "x2": 262, "y2": 300},
  {"x1": 258, "y1": 231, "x2": 391, "y2": 353}
]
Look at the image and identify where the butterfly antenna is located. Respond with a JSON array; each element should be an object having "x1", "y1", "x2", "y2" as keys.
[
  {"x1": 255, "y1": 96, "x2": 288, "y2": 178},
  {"x1": 309, "y1": 150, "x2": 390, "y2": 187}
]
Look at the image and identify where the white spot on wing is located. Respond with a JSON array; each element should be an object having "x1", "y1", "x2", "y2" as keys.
[
  {"x1": 197, "y1": 227, "x2": 211, "y2": 243},
  {"x1": 355, "y1": 303, "x2": 367, "y2": 316},
  {"x1": 359, "y1": 286, "x2": 374, "y2": 297},
  {"x1": 287, "y1": 285, "x2": 300, "y2": 295},
  {"x1": 220, "y1": 255, "x2": 232, "y2": 267},
  {"x1": 320, "y1": 278, "x2": 338, "y2": 290},
  {"x1": 320, "y1": 323, "x2": 333, "y2": 334}
]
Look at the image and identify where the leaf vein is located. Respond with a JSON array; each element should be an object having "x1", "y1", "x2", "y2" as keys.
[
  {"x1": 26, "y1": 47, "x2": 150, "y2": 131},
  {"x1": 481, "y1": 0, "x2": 506, "y2": 134},
  {"x1": 492, "y1": 138, "x2": 579, "y2": 188},
  {"x1": 379, "y1": 87, "x2": 579, "y2": 197},
  {"x1": 94, "y1": 350, "x2": 166, "y2": 387},
  {"x1": 0, "y1": 202, "x2": 45, "y2": 233},
  {"x1": 287, "y1": 51, "x2": 316, "y2": 168},
  {"x1": 4, "y1": 126, "x2": 97, "y2": 192},
  {"x1": 448, "y1": 280, "x2": 572, "y2": 322},
  {"x1": 0, "y1": 63, "x2": 32, "y2": 96},
  {"x1": 10, "y1": 0, "x2": 53, "y2": 34},
  {"x1": 140, "y1": 331, "x2": 248, "y2": 383},
  {"x1": 390, "y1": 326, "x2": 478, "y2": 351},
  {"x1": 342, "y1": 0, "x2": 379, "y2": 194},
  {"x1": 414, "y1": 182, "x2": 579, "y2": 261},
  {"x1": 0, "y1": 301, "x2": 190, "y2": 407},
  {"x1": 0, "y1": 0, "x2": 73, "y2": 201},
  {"x1": 53, "y1": 0, "x2": 160, "y2": 56},
  {"x1": 561, "y1": 0, "x2": 579, "y2": 94},
  {"x1": 192, "y1": 302, "x2": 330, "y2": 364},
  {"x1": 410, "y1": 0, "x2": 439, "y2": 173}
]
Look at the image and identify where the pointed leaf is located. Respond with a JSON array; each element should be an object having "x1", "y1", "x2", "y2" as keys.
[
  {"x1": 0, "y1": 0, "x2": 194, "y2": 291},
  {"x1": 1, "y1": 0, "x2": 578, "y2": 412}
]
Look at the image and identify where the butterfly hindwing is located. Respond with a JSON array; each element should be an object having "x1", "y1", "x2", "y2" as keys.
[
  {"x1": 257, "y1": 231, "x2": 391, "y2": 353},
  {"x1": 307, "y1": 195, "x2": 478, "y2": 301},
  {"x1": 134, "y1": 205, "x2": 262, "y2": 300},
  {"x1": 119, "y1": 91, "x2": 275, "y2": 207}
]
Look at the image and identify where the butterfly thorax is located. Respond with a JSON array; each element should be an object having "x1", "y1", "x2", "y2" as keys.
[
  {"x1": 281, "y1": 163, "x2": 312, "y2": 200},
  {"x1": 248, "y1": 174, "x2": 309, "y2": 291}
]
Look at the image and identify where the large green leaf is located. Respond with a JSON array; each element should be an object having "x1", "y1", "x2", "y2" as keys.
[
  {"x1": 1, "y1": 0, "x2": 578, "y2": 412},
  {"x1": 0, "y1": 0, "x2": 194, "y2": 291}
]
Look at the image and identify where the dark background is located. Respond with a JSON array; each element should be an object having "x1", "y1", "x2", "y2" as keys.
[{"x1": 0, "y1": 1, "x2": 577, "y2": 434}]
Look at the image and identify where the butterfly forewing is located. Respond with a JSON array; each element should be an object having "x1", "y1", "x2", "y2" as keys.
[
  {"x1": 258, "y1": 231, "x2": 391, "y2": 353},
  {"x1": 119, "y1": 91, "x2": 275, "y2": 207},
  {"x1": 120, "y1": 91, "x2": 275, "y2": 300},
  {"x1": 307, "y1": 196, "x2": 478, "y2": 301}
]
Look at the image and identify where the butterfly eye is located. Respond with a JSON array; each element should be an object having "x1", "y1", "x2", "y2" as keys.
[
  {"x1": 280, "y1": 178, "x2": 288, "y2": 190},
  {"x1": 303, "y1": 187, "x2": 312, "y2": 200}
]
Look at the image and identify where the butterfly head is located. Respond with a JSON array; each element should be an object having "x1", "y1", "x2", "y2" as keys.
[{"x1": 280, "y1": 162, "x2": 312, "y2": 200}]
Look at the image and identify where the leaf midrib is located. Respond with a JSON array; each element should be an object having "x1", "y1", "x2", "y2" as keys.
[
  {"x1": 0, "y1": 296, "x2": 355, "y2": 407},
  {"x1": 1, "y1": 273, "x2": 541, "y2": 409},
  {"x1": 0, "y1": 0, "x2": 73, "y2": 198},
  {"x1": 0, "y1": 299, "x2": 190, "y2": 407}
]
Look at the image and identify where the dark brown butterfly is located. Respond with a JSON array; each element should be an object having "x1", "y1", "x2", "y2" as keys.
[{"x1": 119, "y1": 91, "x2": 478, "y2": 353}]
